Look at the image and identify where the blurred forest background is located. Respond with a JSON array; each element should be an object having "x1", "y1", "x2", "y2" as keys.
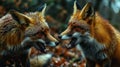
[
  {"x1": 0, "y1": 0, "x2": 120, "y2": 32},
  {"x1": 0, "y1": 0, "x2": 120, "y2": 66}
]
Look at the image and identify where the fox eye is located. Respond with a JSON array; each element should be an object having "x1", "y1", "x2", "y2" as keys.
[
  {"x1": 87, "y1": 19, "x2": 92, "y2": 25},
  {"x1": 73, "y1": 22, "x2": 75, "y2": 24},
  {"x1": 41, "y1": 27, "x2": 44, "y2": 31},
  {"x1": 72, "y1": 22, "x2": 76, "y2": 26}
]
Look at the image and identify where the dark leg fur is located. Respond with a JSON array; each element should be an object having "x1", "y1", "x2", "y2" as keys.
[
  {"x1": 0, "y1": 49, "x2": 30, "y2": 67},
  {"x1": 98, "y1": 59, "x2": 111, "y2": 67},
  {"x1": 95, "y1": 52, "x2": 111, "y2": 67},
  {"x1": 86, "y1": 59, "x2": 95, "y2": 67},
  {"x1": 69, "y1": 32, "x2": 111, "y2": 67},
  {"x1": 82, "y1": 36, "x2": 111, "y2": 67},
  {"x1": 104, "y1": 60, "x2": 111, "y2": 67}
]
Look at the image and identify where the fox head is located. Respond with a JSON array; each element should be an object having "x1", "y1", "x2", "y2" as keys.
[
  {"x1": 24, "y1": 4, "x2": 58, "y2": 46},
  {"x1": 0, "y1": 4, "x2": 58, "y2": 50},
  {"x1": 59, "y1": 1, "x2": 95, "y2": 39}
]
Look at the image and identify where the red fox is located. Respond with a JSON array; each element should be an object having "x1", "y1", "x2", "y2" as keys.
[
  {"x1": 59, "y1": 1, "x2": 120, "y2": 67},
  {"x1": 0, "y1": 4, "x2": 58, "y2": 66}
]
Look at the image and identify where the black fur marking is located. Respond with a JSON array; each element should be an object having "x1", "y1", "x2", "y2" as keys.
[
  {"x1": 86, "y1": 6, "x2": 94, "y2": 17},
  {"x1": 83, "y1": 3, "x2": 95, "y2": 20},
  {"x1": 36, "y1": 4, "x2": 46, "y2": 12},
  {"x1": 9, "y1": 10, "x2": 21, "y2": 24},
  {"x1": 0, "y1": 37, "x2": 46, "y2": 67},
  {"x1": 2, "y1": 23, "x2": 16, "y2": 34},
  {"x1": 68, "y1": 32, "x2": 110, "y2": 67},
  {"x1": 1, "y1": 37, "x2": 46, "y2": 55},
  {"x1": 0, "y1": 49, "x2": 30, "y2": 67},
  {"x1": 76, "y1": 1, "x2": 82, "y2": 10}
]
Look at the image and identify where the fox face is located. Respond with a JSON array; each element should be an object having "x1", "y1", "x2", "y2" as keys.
[
  {"x1": 25, "y1": 4, "x2": 58, "y2": 46},
  {"x1": 60, "y1": 1, "x2": 94, "y2": 37},
  {"x1": 59, "y1": 1, "x2": 113, "y2": 45},
  {"x1": 0, "y1": 4, "x2": 58, "y2": 55}
]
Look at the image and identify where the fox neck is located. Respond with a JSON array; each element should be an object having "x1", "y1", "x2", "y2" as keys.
[
  {"x1": 1, "y1": 28, "x2": 25, "y2": 48},
  {"x1": 90, "y1": 13, "x2": 115, "y2": 45}
]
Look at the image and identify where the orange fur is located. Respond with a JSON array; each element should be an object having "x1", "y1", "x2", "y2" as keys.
[
  {"x1": 0, "y1": 14, "x2": 25, "y2": 50},
  {"x1": 91, "y1": 13, "x2": 120, "y2": 66},
  {"x1": 0, "y1": 9, "x2": 58, "y2": 54},
  {"x1": 70, "y1": 12, "x2": 120, "y2": 66},
  {"x1": 60, "y1": 2, "x2": 120, "y2": 67}
]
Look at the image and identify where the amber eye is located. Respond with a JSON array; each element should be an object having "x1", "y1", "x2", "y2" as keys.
[
  {"x1": 87, "y1": 19, "x2": 92, "y2": 25},
  {"x1": 73, "y1": 22, "x2": 76, "y2": 24},
  {"x1": 41, "y1": 27, "x2": 45, "y2": 31},
  {"x1": 74, "y1": 28, "x2": 81, "y2": 31}
]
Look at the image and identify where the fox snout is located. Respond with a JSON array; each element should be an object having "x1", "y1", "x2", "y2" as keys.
[
  {"x1": 59, "y1": 32, "x2": 82, "y2": 49},
  {"x1": 24, "y1": 4, "x2": 59, "y2": 47},
  {"x1": 43, "y1": 30, "x2": 59, "y2": 47},
  {"x1": 58, "y1": 34, "x2": 72, "y2": 40}
]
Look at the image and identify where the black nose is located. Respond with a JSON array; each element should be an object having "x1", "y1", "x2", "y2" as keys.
[
  {"x1": 55, "y1": 42, "x2": 59, "y2": 46},
  {"x1": 58, "y1": 35, "x2": 62, "y2": 39}
]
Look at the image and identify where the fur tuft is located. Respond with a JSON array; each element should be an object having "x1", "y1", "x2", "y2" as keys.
[{"x1": 30, "y1": 53, "x2": 53, "y2": 67}]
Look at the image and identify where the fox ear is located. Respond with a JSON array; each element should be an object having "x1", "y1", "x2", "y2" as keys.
[
  {"x1": 37, "y1": 4, "x2": 47, "y2": 17},
  {"x1": 9, "y1": 10, "x2": 34, "y2": 25},
  {"x1": 80, "y1": 2, "x2": 94, "y2": 19},
  {"x1": 41, "y1": 4, "x2": 46, "y2": 17},
  {"x1": 73, "y1": 1, "x2": 82, "y2": 14}
]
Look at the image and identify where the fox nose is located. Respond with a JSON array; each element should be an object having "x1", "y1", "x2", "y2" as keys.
[
  {"x1": 55, "y1": 42, "x2": 59, "y2": 46},
  {"x1": 58, "y1": 35, "x2": 62, "y2": 39},
  {"x1": 46, "y1": 41, "x2": 59, "y2": 47}
]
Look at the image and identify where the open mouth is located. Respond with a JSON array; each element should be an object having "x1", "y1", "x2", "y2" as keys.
[
  {"x1": 35, "y1": 39, "x2": 47, "y2": 53},
  {"x1": 29, "y1": 46, "x2": 46, "y2": 58},
  {"x1": 66, "y1": 32, "x2": 82, "y2": 49},
  {"x1": 67, "y1": 37, "x2": 78, "y2": 49}
]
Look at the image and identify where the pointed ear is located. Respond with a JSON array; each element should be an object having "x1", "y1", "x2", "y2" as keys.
[
  {"x1": 73, "y1": 1, "x2": 77, "y2": 14},
  {"x1": 37, "y1": 4, "x2": 47, "y2": 17},
  {"x1": 80, "y1": 2, "x2": 94, "y2": 19},
  {"x1": 9, "y1": 10, "x2": 34, "y2": 25},
  {"x1": 73, "y1": 1, "x2": 82, "y2": 14},
  {"x1": 41, "y1": 4, "x2": 46, "y2": 17}
]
